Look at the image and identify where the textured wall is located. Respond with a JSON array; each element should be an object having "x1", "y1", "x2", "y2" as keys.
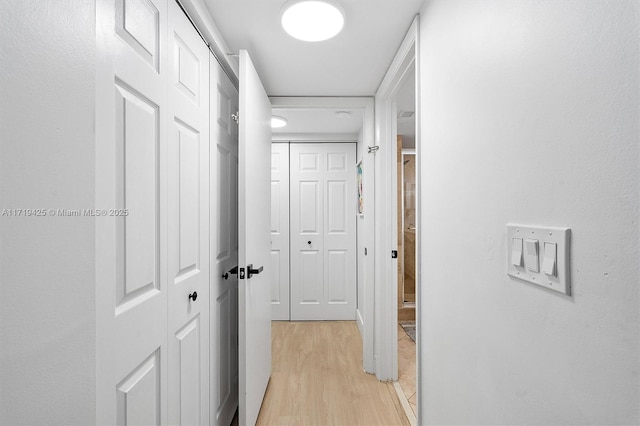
[
  {"x1": 0, "y1": 1, "x2": 96, "y2": 424},
  {"x1": 418, "y1": 0, "x2": 639, "y2": 424}
]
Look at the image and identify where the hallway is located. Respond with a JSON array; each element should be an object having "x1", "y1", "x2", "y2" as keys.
[
  {"x1": 1, "y1": 1, "x2": 638, "y2": 424},
  {"x1": 256, "y1": 322, "x2": 409, "y2": 425}
]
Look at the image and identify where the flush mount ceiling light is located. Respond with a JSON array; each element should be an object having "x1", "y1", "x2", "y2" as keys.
[
  {"x1": 281, "y1": 0, "x2": 345, "y2": 42},
  {"x1": 271, "y1": 116, "x2": 288, "y2": 128}
]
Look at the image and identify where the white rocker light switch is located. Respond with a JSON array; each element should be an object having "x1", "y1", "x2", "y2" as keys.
[
  {"x1": 543, "y1": 242, "x2": 557, "y2": 276},
  {"x1": 525, "y1": 239, "x2": 539, "y2": 273},
  {"x1": 511, "y1": 238, "x2": 523, "y2": 267}
]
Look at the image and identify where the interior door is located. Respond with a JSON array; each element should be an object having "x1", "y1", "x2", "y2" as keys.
[
  {"x1": 167, "y1": 1, "x2": 210, "y2": 424},
  {"x1": 210, "y1": 55, "x2": 240, "y2": 426},
  {"x1": 290, "y1": 143, "x2": 357, "y2": 320},
  {"x1": 96, "y1": 0, "x2": 168, "y2": 423},
  {"x1": 238, "y1": 49, "x2": 272, "y2": 426},
  {"x1": 270, "y1": 142, "x2": 290, "y2": 320},
  {"x1": 289, "y1": 143, "x2": 324, "y2": 320}
]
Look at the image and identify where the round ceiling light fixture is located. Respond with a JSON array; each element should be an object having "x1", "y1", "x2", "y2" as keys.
[
  {"x1": 281, "y1": 0, "x2": 345, "y2": 42},
  {"x1": 271, "y1": 116, "x2": 288, "y2": 128}
]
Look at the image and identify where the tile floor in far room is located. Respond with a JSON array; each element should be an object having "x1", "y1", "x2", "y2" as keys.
[{"x1": 398, "y1": 322, "x2": 417, "y2": 418}]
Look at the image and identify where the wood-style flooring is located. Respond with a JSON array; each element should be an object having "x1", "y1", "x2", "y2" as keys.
[{"x1": 256, "y1": 321, "x2": 409, "y2": 426}]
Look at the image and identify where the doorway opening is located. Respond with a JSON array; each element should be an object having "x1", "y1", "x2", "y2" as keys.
[
  {"x1": 373, "y1": 16, "x2": 419, "y2": 425},
  {"x1": 269, "y1": 97, "x2": 376, "y2": 374},
  {"x1": 393, "y1": 52, "x2": 418, "y2": 423}
]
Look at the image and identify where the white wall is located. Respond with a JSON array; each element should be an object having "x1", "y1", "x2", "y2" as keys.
[
  {"x1": 418, "y1": 0, "x2": 639, "y2": 424},
  {"x1": 0, "y1": 1, "x2": 96, "y2": 424}
]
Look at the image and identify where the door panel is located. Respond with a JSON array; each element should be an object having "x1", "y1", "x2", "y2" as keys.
[
  {"x1": 114, "y1": 82, "x2": 160, "y2": 310},
  {"x1": 327, "y1": 180, "x2": 347, "y2": 233},
  {"x1": 175, "y1": 317, "x2": 202, "y2": 426},
  {"x1": 238, "y1": 50, "x2": 272, "y2": 426},
  {"x1": 299, "y1": 181, "x2": 321, "y2": 233},
  {"x1": 115, "y1": 0, "x2": 160, "y2": 71},
  {"x1": 300, "y1": 251, "x2": 322, "y2": 303},
  {"x1": 270, "y1": 143, "x2": 290, "y2": 320},
  {"x1": 327, "y1": 250, "x2": 348, "y2": 303},
  {"x1": 210, "y1": 55, "x2": 239, "y2": 426},
  {"x1": 116, "y1": 349, "x2": 161, "y2": 426},
  {"x1": 96, "y1": 0, "x2": 168, "y2": 423},
  {"x1": 175, "y1": 121, "x2": 201, "y2": 275},
  {"x1": 216, "y1": 289, "x2": 232, "y2": 406},
  {"x1": 167, "y1": 1, "x2": 210, "y2": 424},
  {"x1": 290, "y1": 143, "x2": 356, "y2": 320},
  {"x1": 216, "y1": 145, "x2": 231, "y2": 259}
]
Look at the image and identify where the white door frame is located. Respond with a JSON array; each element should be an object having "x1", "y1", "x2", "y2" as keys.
[
  {"x1": 373, "y1": 14, "x2": 420, "y2": 402},
  {"x1": 271, "y1": 96, "x2": 376, "y2": 374}
]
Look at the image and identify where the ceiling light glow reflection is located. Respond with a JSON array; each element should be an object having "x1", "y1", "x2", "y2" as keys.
[
  {"x1": 281, "y1": 0, "x2": 345, "y2": 42},
  {"x1": 271, "y1": 116, "x2": 288, "y2": 128}
]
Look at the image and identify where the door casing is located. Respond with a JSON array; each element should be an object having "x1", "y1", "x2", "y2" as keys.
[{"x1": 373, "y1": 14, "x2": 421, "y2": 421}]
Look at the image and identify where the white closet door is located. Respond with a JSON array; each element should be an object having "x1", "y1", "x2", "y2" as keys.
[
  {"x1": 210, "y1": 55, "x2": 239, "y2": 426},
  {"x1": 290, "y1": 143, "x2": 357, "y2": 320},
  {"x1": 323, "y1": 143, "x2": 357, "y2": 320},
  {"x1": 270, "y1": 142, "x2": 290, "y2": 320},
  {"x1": 167, "y1": 1, "x2": 210, "y2": 424},
  {"x1": 96, "y1": 0, "x2": 169, "y2": 424}
]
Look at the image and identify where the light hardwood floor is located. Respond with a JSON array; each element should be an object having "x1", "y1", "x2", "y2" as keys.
[{"x1": 255, "y1": 321, "x2": 410, "y2": 426}]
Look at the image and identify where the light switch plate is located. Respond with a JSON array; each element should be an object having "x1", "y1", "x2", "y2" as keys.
[{"x1": 506, "y1": 224, "x2": 571, "y2": 295}]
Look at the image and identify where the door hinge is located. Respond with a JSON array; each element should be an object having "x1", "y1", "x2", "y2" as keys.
[
  {"x1": 391, "y1": 250, "x2": 398, "y2": 259},
  {"x1": 231, "y1": 111, "x2": 239, "y2": 124},
  {"x1": 239, "y1": 267, "x2": 245, "y2": 279}
]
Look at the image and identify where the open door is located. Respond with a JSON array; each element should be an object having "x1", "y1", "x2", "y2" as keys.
[{"x1": 238, "y1": 49, "x2": 272, "y2": 425}]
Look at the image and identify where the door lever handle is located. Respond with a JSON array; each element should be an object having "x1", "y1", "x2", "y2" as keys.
[{"x1": 247, "y1": 264, "x2": 263, "y2": 279}]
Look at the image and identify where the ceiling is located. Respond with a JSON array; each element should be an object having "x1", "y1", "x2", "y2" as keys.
[{"x1": 203, "y1": 0, "x2": 425, "y2": 97}]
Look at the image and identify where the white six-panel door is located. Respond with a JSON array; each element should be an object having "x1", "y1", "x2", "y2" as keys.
[
  {"x1": 290, "y1": 143, "x2": 357, "y2": 320},
  {"x1": 270, "y1": 143, "x2": 290, "y2": 320},
  {"x1": 210, "y1": 55, "x2": 240, "y2": 426},
  {"x1": 96, "y1": 0, "x2": 169, "y2": 423},
  {"x1": 167, "y1": 1, "x2": 210, "y2": 424}
]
